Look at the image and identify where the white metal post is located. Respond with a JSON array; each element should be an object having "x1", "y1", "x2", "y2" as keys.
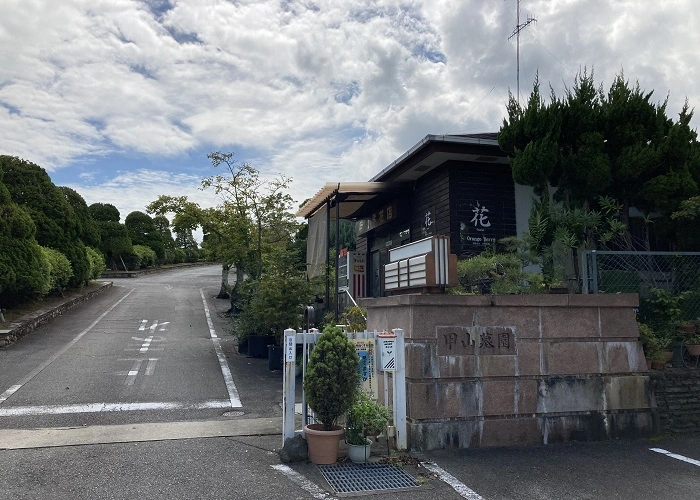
[
  {"x1": 393, "y1": 328, "x2": 407, "y2": 450},
  {"x1": 282, "y1": 328, "x2": 296, "y2": 445}
]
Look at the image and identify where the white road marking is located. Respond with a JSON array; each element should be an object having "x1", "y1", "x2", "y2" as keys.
[
  {"x1": 0, "y1": 289, "x2": 135, "y2": 406},
  {"x1": 140, "y1": 336, "x2": 153, "y2": 353},
  {"x1": 200, "y1": 289, "x2": 242, "y2": 408},
  {"x1": 145, "y1": 358, "x2": 158, "y2": 376},
  {"x1": 421, "y1": 462, "x2": 485, "y2": 500},
  {"x1": 125, "y1": 360, "x2": 143, "y2": 386},
  {"x1": 650, "y1": 448, "x2": 700, "y2": 467},
  {"x1": 271, "y1": 464, "x2": 337, "y2": 500},
  {"x1": 138, "y1": 319, "x2": 147, "y2": 331},
  {"x1": 0, "y1": 400, "x2": 231, "y2": 417}
]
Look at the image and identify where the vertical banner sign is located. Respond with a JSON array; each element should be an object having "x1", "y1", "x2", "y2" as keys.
[
  {"x1": 378, "y1": 334, "x2": 397, "y2": 372},
  {"x1": 285, "y1": 334, "x2": 295, "y2": 363},
  {"x1": 351, "y1": 338, "x2": 377, "y2": 398}
]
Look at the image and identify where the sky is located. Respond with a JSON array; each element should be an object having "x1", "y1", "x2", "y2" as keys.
[{"x1": 1, "y1": 0, "x2": 699, "y2": 225}]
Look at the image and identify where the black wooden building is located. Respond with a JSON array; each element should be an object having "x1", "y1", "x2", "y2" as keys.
[{"x1": 297, "y1": 133, "x2": 533, "y2": 300}]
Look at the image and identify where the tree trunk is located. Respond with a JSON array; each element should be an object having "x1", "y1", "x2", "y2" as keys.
[
  {"x1": 216, "y1": 263, "x2": 231, "y2": 299},
  {"x1": 228, "y1": 264, "x2": 246, "y2": 314}
]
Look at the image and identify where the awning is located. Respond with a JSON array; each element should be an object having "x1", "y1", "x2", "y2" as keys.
[{"x1": 295, "y1": 182, "x2": 408, "y2": 220}]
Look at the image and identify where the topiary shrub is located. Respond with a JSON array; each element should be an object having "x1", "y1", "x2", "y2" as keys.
[
  {"x1": 304, "y1": 325, "x2": 360, "y2": 430},
  {"x1": 41, "y1": 246, "x2": 73, "y2": 295},
  {"x1": 86, "y1": 246, "x2": 106, "y2": 280}
]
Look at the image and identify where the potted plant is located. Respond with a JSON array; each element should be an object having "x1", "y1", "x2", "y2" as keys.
[
  {"x1": 685, "y1": 334, "x2": 700, "y2": 357},
  {"x1": 345, "y1": 390, "x2": 392, "y2": 463},
  {"x1": 303, "y1": 325, "x2": 360, "y2": 464}
]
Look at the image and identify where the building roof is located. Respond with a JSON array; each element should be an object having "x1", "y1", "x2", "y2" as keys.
[
  {"x1": 295, "y1": 182, "x2": 409, "y2": 219},
  {"x1": 296, "y1": 133, "x2": 507, "y2": 220}
]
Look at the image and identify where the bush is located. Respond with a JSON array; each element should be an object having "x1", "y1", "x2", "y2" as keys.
[
  {"x1": 0, "y1": 240, "x2": 51, "y2": 306},
  {"x1": 346, "y1": 391, "x2": 392, "y2": 445},
  {"x1": 41, "y1": 246, "x2": 73, "y2": 295},
  {"x1": 303, "y1": 325, "x2": 360, "y2": 430},
  {"x1": 86, "y1": 246, "x2": 106, "y2": 280},
  {"x1": 457, "y1": 252, "x2": 544, "y2": 294},
  {"x1": 128, "y1": 245, "x2": 157, "y2": 269}
]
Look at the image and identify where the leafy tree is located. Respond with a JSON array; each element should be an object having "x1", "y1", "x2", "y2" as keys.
[
  {"x1": 88, "y1": 203, "x2": 133, "y2": 269},
  {"x1": 1, "y1": 156, "x2": 90, "y2": 287},
  {"x1": 153, "y1": 215, "x2": 177, "y2": 264},
  {"x1": 59, "y1": 186, "x2": 100, "y2": 248},
  {"x1": 94, "y1": 220, "x2": 133, "y2": 269},
  {"x1": 0, "y1": 167, "x2": 50, "y2": 306},
  {"x1": 499, "y1": 70, "x2": 700, "y2": 283},
  {"x1": 88, "y1": 203, "x2": 121, "y2": 223},
  {"x1": 125, "y1": 211, "x2": 165, "y2": 260}
]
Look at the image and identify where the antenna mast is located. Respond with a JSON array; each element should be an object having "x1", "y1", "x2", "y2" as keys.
[{"x1": 508, "y1": 0, "x2": 537, "y2": 104}]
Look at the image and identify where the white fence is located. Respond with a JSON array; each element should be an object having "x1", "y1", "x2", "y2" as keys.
[{"x1": 282, "y1": 328, "x2": 407, "y2": 450}]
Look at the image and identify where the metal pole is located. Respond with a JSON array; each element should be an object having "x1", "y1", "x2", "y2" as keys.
[
  {"x1": 581, "y1": 251, "x2": 589, "y2": 294},
  {"x1": 325, "y1": 201, "x2": 330, "y2": 315},
  {"x1": 335, "y1": 197, "x2": 341, "y2": 322},
  {"x1": 591, "y1": 250, "x2": 599, "y2": 293}
]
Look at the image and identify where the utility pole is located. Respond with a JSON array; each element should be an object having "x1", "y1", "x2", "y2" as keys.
[{"x1": 508, "y1": 0, "x2": 536, "y2": 104}]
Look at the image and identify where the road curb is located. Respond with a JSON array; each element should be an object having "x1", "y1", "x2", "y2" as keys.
[{"x1": 0, "y1": 282, "x2": 113, "y2": 349}]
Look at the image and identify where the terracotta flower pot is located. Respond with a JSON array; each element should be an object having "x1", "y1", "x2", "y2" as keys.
[
  {"x1": 686, "y1": 344, "x2": 700, "y2": 357},
  {"x1": 304, "y1": 424, "x2": 344, "y2": 464}
]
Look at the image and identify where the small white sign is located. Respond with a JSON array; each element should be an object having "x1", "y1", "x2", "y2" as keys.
[
  {"x1": 285, "y1": 335, "x2": 295, "y2": 363},
  {"x1": 379, "y1": 336, "x2": 396, "y2": 372}
]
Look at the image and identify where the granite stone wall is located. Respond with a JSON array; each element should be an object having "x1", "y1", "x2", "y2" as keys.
[
  {"x1": 362, "y1": 293, "x2": 656, "y2": 450},
  {"x1": 651, "y1": 370, "x2": 700, "y2": 434}
]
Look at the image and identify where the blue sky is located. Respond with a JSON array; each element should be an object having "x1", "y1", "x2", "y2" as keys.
[{"x1": 2, "y1": 0, "x2": 699, "y2": 223}]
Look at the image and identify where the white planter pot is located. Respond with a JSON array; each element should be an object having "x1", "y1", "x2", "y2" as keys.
[{"x1": 347, "y1": 439, "x2": 372, "y2": 463}]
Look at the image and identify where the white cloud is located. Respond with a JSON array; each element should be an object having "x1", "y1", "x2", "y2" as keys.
[{"x1": 1, "y1": 0, "x2": 698, "y2": 217}]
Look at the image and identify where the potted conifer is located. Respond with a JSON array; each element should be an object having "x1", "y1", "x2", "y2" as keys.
[{"x1": 303, "y1": 325, "x2": 359, "y2": 464}]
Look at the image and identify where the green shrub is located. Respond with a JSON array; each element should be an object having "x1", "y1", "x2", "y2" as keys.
[
  {"x1": 129, "y1": 245, "x2": 157, "y2": 269},
  {"x1": 86, "y1": 246, "x2": 106, "y2": 280},
  {"x1": 346, "y1": 391, "x2": 392, "y2": 445},
  {"x1": 304, "y1": 325, "x2": 360, "y2": 430},
  {"x1": 41, "y1": 246, "x2": 73, "y2": 295},
  {"x1": 235, "y1": 267, "x2": 315, "y2": 340},
  {"x1": 457, "y1": 252, "x2": 544, "y2": 294},
  {"x1": 0, "y1": 240, "x2": 51, "y2": 306}
]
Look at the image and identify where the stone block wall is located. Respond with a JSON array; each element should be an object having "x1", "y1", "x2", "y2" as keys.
[
  {"x1": 362, "y1": 293, "x2": 656, "y2": 450},
  {"x1": 651, "y1": 370, "x2": 700, "y2": 434}
]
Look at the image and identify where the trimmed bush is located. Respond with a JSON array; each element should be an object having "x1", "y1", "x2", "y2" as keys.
[
  {"x1": 41, "y1": 246, "x2": 73, "y2": 295},
  {"x1": 86, "y1": 246, "x2": 106, "y2": 280},
  {"x1": 303, "y1": 326, "x2": 360, "y2": 430},
  {"x1": 131, "y1": 245, "x2": 157, "y2": 269}
]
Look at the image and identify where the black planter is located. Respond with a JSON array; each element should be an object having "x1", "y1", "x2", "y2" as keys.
[
  {"x1": 268, "y1": 345, "x2": 283, "y2": 371},
  {"x1": 247, "y1": 335, "x2": 275, "y2": 358}
]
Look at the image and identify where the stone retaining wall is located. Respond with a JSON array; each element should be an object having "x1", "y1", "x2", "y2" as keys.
[
  {"x1": 651, "y1": 370, "x2": 700, "y2": 434},
  {"x1": 363, "y1": 293, "x2": 655, "y2": 450},
  {"x1": 0, "y1": 282, "x2": 113, "y2": 348}
]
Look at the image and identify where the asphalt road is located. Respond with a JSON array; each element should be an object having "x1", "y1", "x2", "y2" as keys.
[{"x1": 1, "y1": 264, "x2": 700, "y2": 499}]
